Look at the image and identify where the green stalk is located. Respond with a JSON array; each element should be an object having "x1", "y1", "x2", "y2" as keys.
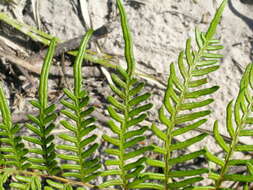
[
  {"x1": 75, "y1": 98, "x2": 87, "y2": 182},
  {"x1": 120, "y1": 77, "x2": 132, "y2": 190}
]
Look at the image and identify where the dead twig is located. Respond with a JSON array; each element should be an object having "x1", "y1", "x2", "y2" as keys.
[
  {"x1": 0, "y1": 50, "x2": 41, "y2": 74},
  {"x1": 0, "y1": 49, "x2": 101, "y2": 77},
  {"x1": 60, "y1": 53, "x2": 71, "y2": 89}
]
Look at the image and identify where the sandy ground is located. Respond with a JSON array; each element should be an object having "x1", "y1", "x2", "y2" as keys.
[{"x1": 0, "y1": 0, "x2": 253, "y2": 187}]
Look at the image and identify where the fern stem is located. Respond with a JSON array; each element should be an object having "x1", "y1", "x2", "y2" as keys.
[
  {"x1": 215, "y1": 101, "x2": 253, "y2": 189},
  {"x1": 120, "y1": 79, "x2": 131, "y2": 190},
  {"x1": 119, "y1": 127, "x2": 127, "y2": 190},
  {"x1": 76, "y1": 98, "x2": 87, "y2": 182},
  {"x1": 164, "y1": 111, "x2": 176, "y2": 189},
  {"x1": 40, "y1": 124, "x2": 50, "y2": 171},
  {"x1": 214, "y1": 138, "x2": 236, "y2": 189}
]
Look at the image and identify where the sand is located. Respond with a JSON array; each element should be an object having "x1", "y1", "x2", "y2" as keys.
[{"x1": 0, "y1": 0, "x2": 253, "y2": 187}]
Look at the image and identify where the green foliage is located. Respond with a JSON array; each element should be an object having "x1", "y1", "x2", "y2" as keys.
[
  {"x1": 0, "y1": 84, "x2": 29, "y2": 170},
  {"x1": 206, "y1": 63, "x2": 253, "y2": 189},
  {"x1": 57, "y1": 29, "x2": 101, "y2": 183},
  {"x1": 1, "y1": 0, "x2": 252, "y2": 189},
  {"x1": 99, "y1": 0, "x2": 153, "y2": 188},
  {"x1": 24, "y1": 38, "x2": 60, "y2": 175},
  {"x1": 9, "y1": 175, "x2": 41, "y2": 190},
  {"x1": 146, "y1": 0, "x2": 228, "y2": 189}
]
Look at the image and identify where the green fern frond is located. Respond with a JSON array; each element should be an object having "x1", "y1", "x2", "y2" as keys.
[
  {"x1": 0, "y1": 83, "x2": 30, "y2": 170},
  {"x1": 57, "y1": 29, "x2": 101, "y2": 183},
  {"x1": 206, "y1": 63, "x2": 253, "y2": 189},
  {"x1": 45, "y1": 180, "x2": 73, "y2": 190},
  {"x1": 45, "y1": 179, "x2": 88, "y2": 190},
  {"x1": 99, "y1": 0, "x2": 153, "y2": 189},
  {"x1": 0, "y1": 169, "x2": 11, "y2": 189},
  {"x1": 146, "y1": 0, "x2": 228, "y2": 189},
  {"x1": 24, "y1": 38, "x2": 60, "y2": 175},
  {"x1": 9, "y1": 175, "x2": 41, "y2": 190}
]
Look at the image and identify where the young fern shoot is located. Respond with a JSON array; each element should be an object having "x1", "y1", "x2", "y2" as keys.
[
  {"x1": 23, "y1": 38, "x2": 61, "y2": 175},
  {"x1": 99, "y1": 0, "x2": 153, "y2": 189},
  {"x1": 206, "y1": 63, "x2": 253, "y2": 189},
  {"x1": 146, "y1": 0, "x2": 228, "y2": 189},
  {"x1": 57, "y1": 29, "x2": 101, "y2": 183}
]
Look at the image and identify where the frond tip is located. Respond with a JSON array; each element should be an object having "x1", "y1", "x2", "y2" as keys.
[{"x1": 116, "y1": 0, "x2": 135, "y2": 77}]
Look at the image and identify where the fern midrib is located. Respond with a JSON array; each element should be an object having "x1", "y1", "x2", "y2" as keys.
[
  {"x1": 74, "y1": 97, "x2": 87, "y2": 182},
  {"x1": 39, "y1": 110, "x2": 52, "y2": 174},
  {"x1": 215, "y1": 100, "x2": 253, "y2": 189},
  {"x1": 164, "y1": 40, "x2": 211, "y2": 189},
  {"x1": 120, "y1": 79, "x2": 131, "y2": 190}
]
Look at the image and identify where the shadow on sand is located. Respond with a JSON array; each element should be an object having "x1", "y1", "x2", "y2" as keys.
[{"x1": 228, "y1": 0, "x2": 253, "y2": 60}]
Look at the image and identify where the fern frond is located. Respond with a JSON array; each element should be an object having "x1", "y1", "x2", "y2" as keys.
[
  {"x1": 57, "y1": 29, "x2": 101, "y2": 183},
  {"x1": 45, "y1": 179, "x2": 90, "y2": 190},
  {"x1": 99, "y1": 0, "x2": 153, "y2": 189},
  {"x1": 45, "y1": 180, "x2": 73, "y2": 190},
  {"x1": 24, "y1": 38, "x2": 60, "y2": 175},
  {"x1": 0, "y1": 169, "x2": 11, "y2": 189},
  {"x1": 0, "y1": 83, "x2": 30, "y2": 170},
  {"x1": 9, "y1": 175, "x2": 41, "y2": 190},
  {"x1": 146, "y1": 0, "x2": 228, "y2": 189},
  {"x1": 206, "y1": 63, "x2": 253, "y2": 189}
]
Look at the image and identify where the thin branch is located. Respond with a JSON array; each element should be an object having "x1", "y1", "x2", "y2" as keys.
[
  {"x1": 0, "y1": 49, "x2": 101, "y2": 77},
  {"x1": 0, "y1": 168, "x2": 117, "y2": 190}
]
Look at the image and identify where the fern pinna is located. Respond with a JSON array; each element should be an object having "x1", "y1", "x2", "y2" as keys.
[
  {"x1": 99, "y1": 0, "x2": 153, "y2": 189},
  {"x1": 22, "y1": 38, "x2": 60, "y2": 175},
  {"x1": 145, "y1": 0, "x2": 228, "y2": 189},
  {"x1": 57, "y1": 29, "x2": 101, "y2": 184},
  {"x1": 206, "y1": 63, "x2": 253, "y2": 190}
]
